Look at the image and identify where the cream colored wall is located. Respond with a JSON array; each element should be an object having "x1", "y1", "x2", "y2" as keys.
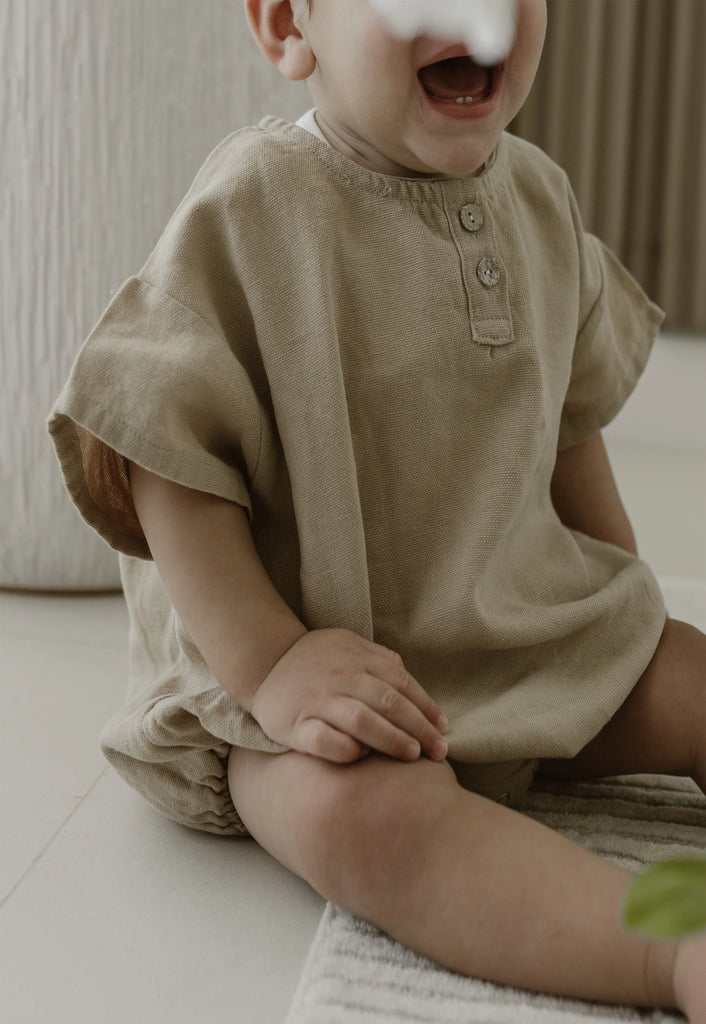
[{"x1": 1, "y1": 0, "x2": 306, "y2": 589}]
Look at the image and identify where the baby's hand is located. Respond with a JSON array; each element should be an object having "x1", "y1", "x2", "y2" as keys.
[{"x1": 250, "y1": 629, "x2": 449, "y2": 764}]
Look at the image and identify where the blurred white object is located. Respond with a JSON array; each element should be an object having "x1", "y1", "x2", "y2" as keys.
[{"x1": 370, "y1": 0, "x2": 517, "y2": 64}]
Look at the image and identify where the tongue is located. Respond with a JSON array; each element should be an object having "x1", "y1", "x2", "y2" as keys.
[{"x1": 419, "y1": 56, "x2": 491, "y2": 101}]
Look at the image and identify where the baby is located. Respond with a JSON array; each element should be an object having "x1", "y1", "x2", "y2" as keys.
[{"x1": 49, "y1": 0, "x2": 706, "y2": 1015}]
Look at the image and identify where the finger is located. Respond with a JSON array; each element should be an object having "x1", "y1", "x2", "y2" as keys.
[
  {"x1": 366, "y1": 652, "x2": 449, "y2": 733},
  {"x1": 353, "y1": 675, "x2": 448, "y2": 760},
  {"x1": 322, "y1": 695, "x2": 426, "y2": 763},
  {"x1": 294, "y1": 716, "x2": 368, "y2": 764},
  {"x1": 375, "y1": 680, "x2": 448, "y2": 760}
]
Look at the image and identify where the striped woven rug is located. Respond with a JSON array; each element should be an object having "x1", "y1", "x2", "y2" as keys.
[{"x1": 287, "y1": 578, "x2": 706, "y2": 1024}]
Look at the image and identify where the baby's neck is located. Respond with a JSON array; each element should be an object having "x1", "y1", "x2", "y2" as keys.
[
  {"x1": 296, "y1": 109, "x2": 329, "y2": 146},
  {"x1": 294, "y1": 108, "x2": 492, "y2": 178}
]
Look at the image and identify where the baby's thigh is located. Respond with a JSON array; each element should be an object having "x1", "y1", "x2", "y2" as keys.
[
  {"x1": 228, "y1": 748, "x2": 457, "y2": 896},
  {"x1": 616, "y1": 617, "x2": 706, "y2": 755},
  {"x1": 543, "y1": 618, "x2": 706, "y2": 783}
]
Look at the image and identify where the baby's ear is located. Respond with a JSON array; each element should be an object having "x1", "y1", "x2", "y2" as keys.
[{"x1": 245, "y1": 0, "x2": 316, "y2": 81}]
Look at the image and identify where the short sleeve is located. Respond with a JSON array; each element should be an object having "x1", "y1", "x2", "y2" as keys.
[
  {"x1": 558, "y1": 234, "x2": 664, "y2": 451},
  {"x1": 48, "y1": 276, "x2": 262, "y2": 559}
]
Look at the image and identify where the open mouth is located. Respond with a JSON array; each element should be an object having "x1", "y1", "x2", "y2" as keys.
[{"x1": 418, "y1": 55, "x2": 500, "y2": 107}]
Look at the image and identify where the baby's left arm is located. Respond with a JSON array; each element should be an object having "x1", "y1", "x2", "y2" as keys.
[{"x1": 550, "y1": 432, "x2": 638, "y2": 555}]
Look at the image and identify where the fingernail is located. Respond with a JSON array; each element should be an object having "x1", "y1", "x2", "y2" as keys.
[
  {"x1": 434, "y1": 738, "x2": 448, "y2": 760},
  {"x1": 439, "y1": 714, "x2": 449, "y2": 732},
  {"x1": 406, "y1": 741, "x2": 421, "y2": 760}
]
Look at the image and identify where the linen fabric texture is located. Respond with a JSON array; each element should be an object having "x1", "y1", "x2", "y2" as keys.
[{"x1": 49, "y1": 119, "x2": 666, "y2": 835}]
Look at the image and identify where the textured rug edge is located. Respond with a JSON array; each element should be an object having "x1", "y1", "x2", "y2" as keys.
[{"x1": 287, "y1": 774, "x2": 703, "y2": 1024}]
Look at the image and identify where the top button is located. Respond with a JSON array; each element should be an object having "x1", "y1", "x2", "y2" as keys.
[{"x1": 460, "y1": 204, "x2": 484, "y2": 233}]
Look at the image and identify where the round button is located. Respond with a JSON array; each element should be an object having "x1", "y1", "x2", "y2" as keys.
[
  {"x1": 477, "y1": 257, "x2": 501, "y2": 288},
  {"x1": 460, "y1": 203, "x2": 484, "y2": 233}
]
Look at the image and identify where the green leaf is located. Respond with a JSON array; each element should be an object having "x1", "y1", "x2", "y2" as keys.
[{"x1": 622, "y1": 859, "x2": 706, "y2": 941}]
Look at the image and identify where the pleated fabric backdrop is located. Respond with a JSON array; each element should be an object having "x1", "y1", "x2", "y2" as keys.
[
  {"x1": 1, "y1": 0, "x2": 305, "y2": 589},
  {"x1": 512, "y1": 0, "x2": 706, "y2": 333}
]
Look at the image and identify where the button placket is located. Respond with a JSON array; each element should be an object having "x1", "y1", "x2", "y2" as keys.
[{"x1": 444, "y1": 188, "x2": 513, "y2": 347}]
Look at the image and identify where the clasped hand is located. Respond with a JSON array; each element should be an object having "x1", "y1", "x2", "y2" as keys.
[{"x1": 250, "y1": 629, "x2": 449, "y2": 764}]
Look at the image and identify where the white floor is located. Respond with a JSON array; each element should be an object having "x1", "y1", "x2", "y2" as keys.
[
  {"x1": 0, "y1": 593, "x2": 325, "y2": 1024},
  {"x1": 1, "y1": 338, "x2": 705, "y2": 1024}
]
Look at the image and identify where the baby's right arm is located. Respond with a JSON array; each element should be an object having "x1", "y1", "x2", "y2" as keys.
[{"x1": 129, "y1": 464, "x2": 448, "y2": 765}]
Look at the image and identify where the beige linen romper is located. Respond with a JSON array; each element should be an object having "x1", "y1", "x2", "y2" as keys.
[{"x1": 49, "y1": 119, "x2": 666, "y2": 835}]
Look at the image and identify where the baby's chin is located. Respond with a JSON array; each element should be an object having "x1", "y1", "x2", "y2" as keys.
[
  {"x1": 391, "y1": 134, "x2": 499, "y2": 179},
  {"x1": 313, "y1": 107, "x2": 497, "y2": 179},
  {"x1": 359, "y1": 140, "x2": 494, "y2": 179}
]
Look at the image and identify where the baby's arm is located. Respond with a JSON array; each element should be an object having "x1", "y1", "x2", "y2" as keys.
[
  {"x1": 128, "y1": 463, "x2": 448, "y2": 765},
  {"x1": 550, "y1": 432, "x2": 637, "y2": 554}
]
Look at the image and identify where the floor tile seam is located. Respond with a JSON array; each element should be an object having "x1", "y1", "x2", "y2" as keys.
[
  {"x1": 0, "y1": 627, "x2": 128, "y2": 651},
  {"x1": 657, "y1": 573, "x2": 706, "y2": 586},
  {"x1": 0, "y1": 766, "x2": 110, "y2": 911},
  {"x1": 605, "y1": 437, "x2": 706, "y2": 459}
]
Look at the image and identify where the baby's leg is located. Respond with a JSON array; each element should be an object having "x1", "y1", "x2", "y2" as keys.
[
  {"x1": 228, "y1": 748, "x2": 680, "y2": 1011},
  {"x1": 541, "y1": 618, "x2": 706, "y2": 791},
  {"x1": 540, "y1": 615, "x2": 706, "y2": 1020}
]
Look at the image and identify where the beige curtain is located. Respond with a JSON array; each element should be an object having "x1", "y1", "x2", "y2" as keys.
[
  {"x1": 511, "y1": 0, "x2": 706, "y2": 333},
  {"x1": 1, "y1": 0, "x2": 305, "y2": 589}
]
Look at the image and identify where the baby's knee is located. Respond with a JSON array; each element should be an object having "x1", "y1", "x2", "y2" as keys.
[
  {"x1": 229, "y1": 748, "x2": 457, "y2": 907},
  {"x1": 642, "y1": 617, "x2": 706, "y2": 781},
  {"x1": 303, "y1": 754, "x2": 458, "y2": 910},
  {"x1": 651, "y1": 618, "x2": 706, "y2": 698}
]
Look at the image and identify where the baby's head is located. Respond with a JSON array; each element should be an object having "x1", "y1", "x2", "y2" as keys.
[{"x1": 246, "y1": 0, "x2": 546, "y2": 178}]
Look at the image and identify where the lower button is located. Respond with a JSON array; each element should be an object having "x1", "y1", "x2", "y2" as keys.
[{"x1": 477, "y1": 257, "x2": 501, "y2": 288}]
